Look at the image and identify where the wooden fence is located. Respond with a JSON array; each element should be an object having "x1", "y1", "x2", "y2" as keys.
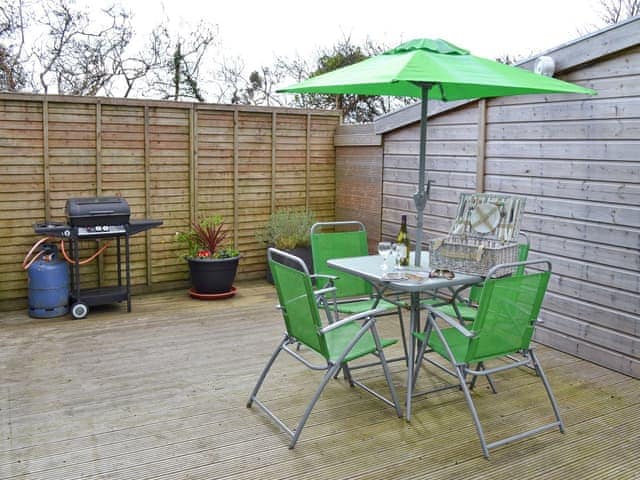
[{"x1": 0, "y1": 94, "x2": 340, "y2": 310}]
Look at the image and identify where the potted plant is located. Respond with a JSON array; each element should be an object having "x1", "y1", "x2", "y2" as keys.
[
  {"x1": 176, "y1": 215, "x2": 240, "y2": 297},
  {"x1": 257, "y1": 208, "x2": 316, "y2": 283}
]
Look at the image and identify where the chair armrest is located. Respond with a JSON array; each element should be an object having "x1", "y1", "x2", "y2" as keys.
[
  {"x1": 314, "y1": 286, "x2": 337, "y2": 297},
  {"x1": 310, "y1": 273, "x2": 337, "y2": 290},
  {"x1": 310, "y1": 274, "x2": 338, "y2": 282},
  {"x1": 320, "y1": 308, "x2": 387, "y2": 333},
  {"x1": 424, "y1": 304, "x2": 475, "y2": 338}
]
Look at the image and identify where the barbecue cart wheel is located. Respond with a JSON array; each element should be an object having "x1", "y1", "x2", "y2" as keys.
[{"x1": 71, "y1": 302, "x2": 88, "y2": 319}]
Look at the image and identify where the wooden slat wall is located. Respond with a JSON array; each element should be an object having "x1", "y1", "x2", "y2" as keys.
[
  {"x1": 335, "y1": 47, "x2": 639, "y2": 378},
  {"x1": 381, "y1": 105, "x2": 480, "y2": 241},
  {"x1": 484, "y1": 47, "x2": 639, "y2": 379},
  {"x1": 101, "y1": 104, "x2": 147, "y2": 287},
  {"x1": 0, "y1": 95, "x2": 339, "y2": 310},
  {"x1": 334, "y1": 123, "x2": 384, "y2": 252},
  {"x1": 148, "y1": 106, "x2": 191, "y2": 285},
  {"x1": 0, "y1": 100, "x2": 45, "y2": 302},
  {"x1": 309, "y1": 115, "x2": 339, "y2": 219}
]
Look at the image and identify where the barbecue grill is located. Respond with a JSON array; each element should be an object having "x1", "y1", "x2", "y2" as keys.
[{"x1": 34, "y1": 196, "x2": 162, "y2": 319}]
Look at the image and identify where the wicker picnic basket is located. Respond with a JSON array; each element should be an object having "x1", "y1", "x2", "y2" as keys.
[{"x1": 429, "y1": 193, "x2": 526, "y2": 276}]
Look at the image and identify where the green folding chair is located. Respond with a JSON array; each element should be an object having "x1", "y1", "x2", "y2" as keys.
[
  {"x1": 433, "y1": 232, "x2": 530, "y2": 324},
  {"x1": 310, "y1": 221, "x2": 408, "y2": 362},
  {"x1": 412, "y1": 259, "x2": 564, "y2": 458},
  {"x1": 247, "y1": 248, "x2": 402, "y2": 448}
]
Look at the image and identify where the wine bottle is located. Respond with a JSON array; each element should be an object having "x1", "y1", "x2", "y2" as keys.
[{"x1": 396, "y1": 215, "x2": 410, "y2": 266}]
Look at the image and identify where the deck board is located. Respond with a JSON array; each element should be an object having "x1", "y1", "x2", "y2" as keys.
[{"x1": 1, "y1": 280, "x2": 638, "y2": 479}]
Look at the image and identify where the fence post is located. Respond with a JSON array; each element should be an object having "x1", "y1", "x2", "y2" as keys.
[
  {"x1": 189, "y1": 104, "x2": 198, "y2": 222},
  {"x1": 271, "y1": 111, "x2": 277, "y2": 212},
  {"x1": 96, "y1": 101, "x2": 102, "y2": 196},
  {"x1": 144, "y1": 105, "x2": 153, "y2": 286},
  {"x1": 233, "y1": 109, "x2": 239, "y2": 248},
  {"x1": 42, "y1": 98, "x2": 50, "y2": 222},
  {"x1": 306, "y1": 113, "x2": 311, "y2": 211},
  {"x1": 95, "y1": 101, "x2": 104, "y2": 287}
]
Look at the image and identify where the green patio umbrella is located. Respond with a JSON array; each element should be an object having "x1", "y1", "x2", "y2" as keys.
[{"x1": 278, "y1": 38, "x2": 596, "y2": 267}]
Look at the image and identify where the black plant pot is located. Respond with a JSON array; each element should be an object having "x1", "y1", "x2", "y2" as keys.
[
  {"x1": 266, "y1": 246, "x2": 313, "y2": 284},
  {"x1": 187, "y1": 255, "x2": 240, "y2": 294}
]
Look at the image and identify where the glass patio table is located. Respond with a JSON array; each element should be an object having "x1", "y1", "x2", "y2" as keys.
[{"x1": 327, "y1": 253, "x2": 482, "y2": 420}]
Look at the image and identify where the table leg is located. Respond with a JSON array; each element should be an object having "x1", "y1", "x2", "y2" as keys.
[{"x1": 406, "y1": 291, "x2": 421, "y2": 421}]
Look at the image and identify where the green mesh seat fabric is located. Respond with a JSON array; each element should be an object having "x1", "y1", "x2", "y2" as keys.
[
  {"x1": 324, "y1": 322, "x2": 396, "y2": 363},
  {"x1": 432, "y1": 301, "x2": 479, "y2": 323},
  {"x1": 247, "y1": 248, "x2": 401, "y2": 448},
  {"x1": 411, "y1": 260, "x2": 564, "y2": 458},
  {"x1": 432, "y1": 237, "x2": 530, "y2": 323},
  {"x1": 310, "y1": 221, "x2": 407, "y2": 359}
]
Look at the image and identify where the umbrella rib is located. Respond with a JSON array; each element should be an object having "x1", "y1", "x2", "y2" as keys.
[{"x1": 438, "y1": 83, "x2": 447, "y2": 101}]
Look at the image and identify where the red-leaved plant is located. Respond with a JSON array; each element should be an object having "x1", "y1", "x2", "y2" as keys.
[{"x1": 176, "y1": 215, "x2": 239, "y2": 259}]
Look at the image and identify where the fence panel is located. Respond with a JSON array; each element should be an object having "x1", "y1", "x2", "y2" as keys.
[{"x1": 0, "y1": 94, "x2": 339, "y2": 310}]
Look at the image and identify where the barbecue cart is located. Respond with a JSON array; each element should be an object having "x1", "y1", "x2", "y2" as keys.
[{"x1": 34, "y1": 196, "x2": 162, "y2": 319}]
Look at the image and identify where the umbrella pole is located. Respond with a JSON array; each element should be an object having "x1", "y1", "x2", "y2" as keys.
[{"x1": 413, "y1": 84, "x2": 432, "y2": 267}]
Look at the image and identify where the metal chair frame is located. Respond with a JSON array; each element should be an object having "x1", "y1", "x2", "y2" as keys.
[
  {"x1": 310, "y1": 221, "x2": 409, "y2": 364},
  {"x1": 247, "y1": 248, "x2": 402, "y2": 448},
  {"x1": 411, "y1": 259, "x2": 565, "y2": 458},
  {"x1": 432, "y1": 232, "x2": 531, "y2": 324}
]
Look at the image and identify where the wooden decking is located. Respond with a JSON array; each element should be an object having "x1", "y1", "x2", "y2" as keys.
[{"x1": 1, "y1": 281, "x2": 638, "y2": 479}]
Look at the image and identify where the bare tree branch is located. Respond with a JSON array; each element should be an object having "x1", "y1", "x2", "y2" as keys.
[
  {"x1": 0, "y1": 0, "x2": 28, "y2": 91},
  {"x1": 598, "y1": 0, "x2": 640, "y2": 24}
]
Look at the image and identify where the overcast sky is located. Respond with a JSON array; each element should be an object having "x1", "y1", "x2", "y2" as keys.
[{"x1": 120, "y1": 0, "x2": 606, "y2": 69}]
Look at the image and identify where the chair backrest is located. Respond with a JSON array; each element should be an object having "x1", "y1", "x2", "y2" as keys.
[
  {"x1": 310, "y1": 221, "x2": 372, "y2": 299},
  {"x1": 268, "y1": 248, "x2": 329, "y2": 358},
  {"x1": 468, "y1": 232, "x2": 530, "y2": 303},
  {"x1": 465, "y1": 260, "x2": 551, "y2": 364}
]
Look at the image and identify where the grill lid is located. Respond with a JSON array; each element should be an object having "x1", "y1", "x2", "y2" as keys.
[{"x1": 65, "y1": 196, "x2": 130, "y2": 226}]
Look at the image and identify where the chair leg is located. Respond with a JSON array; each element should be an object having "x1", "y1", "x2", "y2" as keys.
[
  {"x1": 356, "y1": 319, "x2": 402, "y2": 417},
  {"x1": 343, "y1": 320, "x2": 402, "y2": 416},
  {"x1": 470, "y1": 362, "x2": 497, "y2": 394},
  {"x1": 249, "y1": 341, "x2": 345, "y2": 449},
  {"x1": 291, "y1": 328, "x2": 404, "y2": 448},
  {"x1": 457, "y1": 365, "x2": 491, "y2": 459},
  {"x1": 411, "y1": 317, "x2": 433, "y2": 389},
  {"x1": 369, "y1": 323, "x2": 402, "y2": 417},
  {"x1": 469, "y1": 365, "x2": 478, "y2": 389},
  {"x1": 529, "y1": 349, "x2": 565, "y2": 433},
  {"x1": 342, "y1": 363, "x2": 355, "y2": 386},
  {"x1": 289, "y1": 361, "x2": 344, "y2": 448},
  {"x1": 396, "y1": 307, "x2": 409, "y2": 366},
  {"x1": 247, "y1": 335, "x2": 288, "y2": 408},
  {"x1": 483, "y1": 364, "x2": 498, "y2": 394},
  {"x1": 460, "y1": 352, "x2": 565, "y2": 459}
]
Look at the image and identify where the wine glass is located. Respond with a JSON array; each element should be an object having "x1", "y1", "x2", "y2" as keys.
[
  {"x1": 390, "y1": 242, "x2": 400, "y2": 268},
  {"x1": 377, "y1": 241, "x2": 392, "y2": 271}
]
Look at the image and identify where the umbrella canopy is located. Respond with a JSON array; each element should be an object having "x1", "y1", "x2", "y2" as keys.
[{"x1": 278, "y1": 38, "x2": 596, "y2": 266}]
